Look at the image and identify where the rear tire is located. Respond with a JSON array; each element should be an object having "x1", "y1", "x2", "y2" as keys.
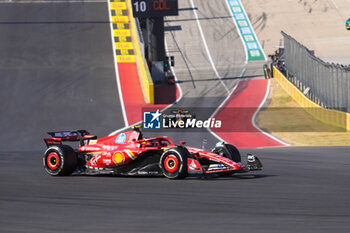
[
  {"x1": 160, "y1": 147, "x2": 188, "y2": 179},
  {"x1": 43, "y1": 145, "x2": 78, "y2": 176}
]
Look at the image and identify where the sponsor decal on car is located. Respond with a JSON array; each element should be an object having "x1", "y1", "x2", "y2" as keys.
[
  {"x1": 208, "y1": 164, "x2": 227, "y2": 171},
  {"x1": 89, "y1": 155, "x2": 102, "y2": 166},
  {"x1": 89, "y1": 140, "x2": 98, "y2": 145},
  {"x1": 188, "y1": 159, "x2": 202, "y2": 171},
  {"x1": 124, "y1": 149, "x2": 137, "y2": 160},
  {"x1": 80, "y1": 146, "x2": 101, "y2": 152},
  {"x1": 115, "y1": 133, "x2": 126, "y2": 143},
  {"x1": 113, "y1": 151, "x2": 125, "y2": 165},
  {"x1": 53, "y1": 132, "x2": 78, "y2": 137},
  {"x1": 102, "y1": 145, "x2": 119, "y2": 151},
  {"x1": 103, "y1": 159, "x2": 112, "y2": 166}
]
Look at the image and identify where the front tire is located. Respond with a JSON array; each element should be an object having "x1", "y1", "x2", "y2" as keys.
[
  {"x1": 212, "y1": 143, "x2": 241, "y2": 176},
  {"x1": 43, "y1": 145, "x2": 78, "y2": 176},
  {"x1": 159, "y1": 147, "x2": 188, "y2": 179},
  {"x1": 212, "y1": 143, "x2": 241, "y2": 162}
]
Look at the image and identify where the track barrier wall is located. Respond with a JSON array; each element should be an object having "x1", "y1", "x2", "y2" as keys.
[
  {"x1": 126, "y1": 0, "x2": 154, "y2": 104},
  {"x1": 111, "y1": 0, "x2": 154, "y2": 104},
  {"x1": 273, "y1": 66, "x2": 350, "y2": 131}
]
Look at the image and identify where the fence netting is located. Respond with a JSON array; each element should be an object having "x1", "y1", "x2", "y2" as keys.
[{"x1": 281, "y1": 31, "x2": 350, "y2": 113}]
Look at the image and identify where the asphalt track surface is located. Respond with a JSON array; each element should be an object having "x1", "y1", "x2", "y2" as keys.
[
  {"x1": 146, "y1": 0, "x2": 264, "y2": 148},
  {"x1": 0, "y1": 1, "x2": 123, "y2": 151},
  {"x1": 1, "y1": 147, "x2": 350, "y2": 232},
  {"x1": 1, "y1": 0, "x2": 350, "y2": 232}
]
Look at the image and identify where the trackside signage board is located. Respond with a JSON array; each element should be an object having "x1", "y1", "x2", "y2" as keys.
[
  {"x1": 131, "y1": 0, "x2": 178, "y2": 18},
  {"x1": 227, "y1": 0, "x2": 265, "y2": 61}
]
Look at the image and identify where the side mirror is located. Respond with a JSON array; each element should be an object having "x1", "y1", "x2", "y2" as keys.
[{"x1": 179, "y1": 141, "x2": 186, "y2": 146}]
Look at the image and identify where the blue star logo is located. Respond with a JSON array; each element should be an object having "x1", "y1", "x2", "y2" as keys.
[{"x1": 143, "y1": 110, "x2": 161, "y2": 129}]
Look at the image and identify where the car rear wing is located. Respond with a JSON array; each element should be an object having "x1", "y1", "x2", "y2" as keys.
[{"x1": 44, "y1": 130, "x2": 97, "y2": 147}]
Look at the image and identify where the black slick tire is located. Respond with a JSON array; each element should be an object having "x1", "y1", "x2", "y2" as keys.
[
  {"x1": 159, "y1": 147, "x2": 188, "y2": 179},
  {"x1": 43, "y1": 145, "x2": 78, "y2": 176},
  {"x1": 212, "y1": 143, "x2": 241, "y2": 163},
  {"x1": 212, "y1": 143, "x2": 241, "y2": 176}
]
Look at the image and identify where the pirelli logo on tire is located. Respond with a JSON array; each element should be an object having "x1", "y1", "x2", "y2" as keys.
[{"x1": 110, "y1": 0, "x2": 136, "y2": 63}]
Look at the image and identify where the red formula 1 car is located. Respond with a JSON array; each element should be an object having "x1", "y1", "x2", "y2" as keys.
[{"x1": 43, "y1": 127, "x2": 262, "y2": 179}]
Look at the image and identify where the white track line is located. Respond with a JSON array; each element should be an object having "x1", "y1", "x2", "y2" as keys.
[
  {"x1": 189, "y1": 0, "x2": 230, "y2": 95},
  {"x1": 330, "y1": 0, "x2": 338, "y2": 9},
  {"x1": 207, "y1": 65, "x2": 246, "y2": 142},
  {"x1": 251, "y1": 79, "x2": 290, "y2": 146},
  {"x1": 222, "y1": 0, "x2": 285, "y2": 146},
  {"x1": 189, "y1": 0, "x2": 245, "y2": 142},
  {"x1": 107, "y1": 0, "x2": 128, "y2": 128},
  {"x1": 208, "y1": 68, "x2": 288, "y2": 146}
]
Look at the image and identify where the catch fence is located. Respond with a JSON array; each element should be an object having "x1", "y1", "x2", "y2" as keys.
[{"x1": 281, "y1": 31, "x2": 350, "y2": 113}]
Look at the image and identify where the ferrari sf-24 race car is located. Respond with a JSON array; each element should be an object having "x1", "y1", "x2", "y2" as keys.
[{"x1": 43, "y1": 127, "x2": 262, "y2": 179}]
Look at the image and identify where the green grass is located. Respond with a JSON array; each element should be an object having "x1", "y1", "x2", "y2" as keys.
[{"x1": 257, "y1": 79, "x2": 350, "y2": 146}]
